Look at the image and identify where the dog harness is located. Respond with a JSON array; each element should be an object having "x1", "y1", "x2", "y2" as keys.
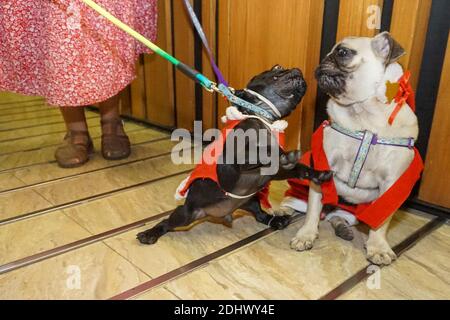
[
  {"x1": 330, "y1": 122, "x2": 415, "y2": 188},
  {"x1": 177, "y1": 118, "x2": 285, "y2": 209}
]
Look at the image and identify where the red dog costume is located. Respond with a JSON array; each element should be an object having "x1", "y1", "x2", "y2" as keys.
[
  {"x1": 178, "y1": 119, "x2": 285, "y2": 209},
  {"x1": 285, "y1": 71, "x2": 424, "y2": 229}
]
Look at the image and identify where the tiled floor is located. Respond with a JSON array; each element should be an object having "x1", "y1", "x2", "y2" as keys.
[{"x1": 0, "y1": 92, "x2": 449, "y2": 300}]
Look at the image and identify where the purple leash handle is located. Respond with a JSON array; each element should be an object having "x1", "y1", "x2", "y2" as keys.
[{"x1": 182, "y1": 0, "x2": 229, "y2": 87}]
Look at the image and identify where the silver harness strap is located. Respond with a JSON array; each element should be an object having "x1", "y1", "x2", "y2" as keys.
[{"x1": 330, "y1": 122, "x2": 415, "y2": 189}]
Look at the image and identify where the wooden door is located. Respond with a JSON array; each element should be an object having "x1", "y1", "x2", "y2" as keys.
[
  {"x1": 217, "y1": 0, "x2": 324, "y2": 150},
  {"x1": 419, "y1": 34, "x2": 450, "y2": 208}
]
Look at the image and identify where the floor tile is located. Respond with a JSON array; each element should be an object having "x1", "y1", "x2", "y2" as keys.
[
  {"x1": 33, "y1": 154, "x2": 192, "y2": 206},
  {"x1": 0, "y1": 104, "x2": 50, "y2": 116},
  {"x1": 0, "y1": 108, "x2": 59, "y2": 122},
  {"x1": 339, "y1": 223, "x2": 450, "y2": 299},
  {"x1": 0, "y1": 119, "x2": 145, "y2": 155},
  {"x1": 0, "y1": 92, "x2": 43, "y2": 105},
  {"x1": 0, "y1": 173, "x2": 190, "y2": 268},
  {"x1": 0, "y1": 189, "x2": 52, "y2": 222},
  {"x1": 65, "y1": 173, "x2": 191, "y2": 234},
  {"x1": 0, "y1": 211, "x2": 91, "y2": 265},
  {"x1": 14, "y1": 137, "x2": 172, "y2": 185},
  {"x1": 105, "y1": 214, "x2": 266, "y2": 279},
  {"x1": 0, "y1": 173, "x2": 25, "y2": 192},
  {"x1": 0, "y1": 242, "x2": 149, "y2": 300},
  {"x1": 0, "y1": 113, "x2": 98, "y2": 131},
  {"x1": 0, "y1": 127, "x2": 167, "y2": 171},
  {"x1": 0, "y1": 116, "x2": 100, "y2": 142},
  {"x1": 145, "y1": 211, "x2": 430, "y2": 300}
]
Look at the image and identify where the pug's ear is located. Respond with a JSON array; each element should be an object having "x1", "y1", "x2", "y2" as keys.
[{"x1": 371, "y1": 32, "x2": 405, "y2": 65}]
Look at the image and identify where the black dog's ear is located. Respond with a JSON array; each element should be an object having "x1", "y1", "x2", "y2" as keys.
[
  {"x1": 234, "y1": 89, "x2": 247, "y2": 99},
  {"x1": 371, "y1": 32, "x2": 405, "y2": 65},
  {"x1": 235, "y1": 89, "x2": 254, "y2": 101}
]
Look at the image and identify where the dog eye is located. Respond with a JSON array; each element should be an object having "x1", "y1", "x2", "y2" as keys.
[
  {"x1": 337, "y1": 48, "x2": 349, "y2": 57},
  {"x1": 272, "y1": 65, "x2": 283, "y2": 71},
  {"x1": 273, "y1": 76, "x2": 279, "y2": 81}
]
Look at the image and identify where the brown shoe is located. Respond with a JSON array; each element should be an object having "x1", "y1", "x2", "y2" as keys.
[
  {"x1": 101, "y1": 118, "x2": 131, "y2": 160},
  {"x1": 55, "y1": 131, "x2": 94, "y2": 168}
]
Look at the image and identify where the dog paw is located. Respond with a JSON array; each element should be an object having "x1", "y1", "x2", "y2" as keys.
[
  {"x1": 136, "y1": 230, "x2": 159, "y2": 245},
  {"x1": 366, "y1": 242, "x2": 397, "y2": 266},
  {"x1": 268, "y1": 215, "x2": 290, "y2": 230},
  {"x1": 290, "y1": 229, "x2": 318, "y2": 251},
  {"x1": 280, "y1": 150, "x2": 301, "y2": 170},
  {"x1": 312, "y1": 170, "x2": 333, "y2": 185},
  {"x1": 272, "y1": 206, "x2": 296, "y2": 217},
  {"x1": 334, "y1": 223, "x2": 354, "y2": 241}
]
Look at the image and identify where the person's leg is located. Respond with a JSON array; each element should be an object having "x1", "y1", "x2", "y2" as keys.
[
  {"x1": 99, "y1": 94, "x2": 131, "y2": 160},
  {"x1": 55, "y1": 107, "x2": 93, "y2": 168},
  {"x1": 99, "y1": 94, "x2": 121, "y2": 122},
  {"x1": 60, "y1": 106, "x2": 88, "y2": 132}
]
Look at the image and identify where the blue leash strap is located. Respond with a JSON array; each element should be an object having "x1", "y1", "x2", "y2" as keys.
[
  {"x1": 182, "y1": 0, "x2": 229, "y2": 86},
  {"x1": 218, "y1": 84, "x2": 276, "y2": 121}
]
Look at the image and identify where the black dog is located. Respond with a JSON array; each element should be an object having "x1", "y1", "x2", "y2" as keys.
[{"x1": 137, "y1": 65, "x2": 332, "y2": 245}]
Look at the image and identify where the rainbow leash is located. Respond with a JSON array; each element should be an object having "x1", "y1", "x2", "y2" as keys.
[{"x1": 81, "y1": 0, "x2": 214, "y2": 91}]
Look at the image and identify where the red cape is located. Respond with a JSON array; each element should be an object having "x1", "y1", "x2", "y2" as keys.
[
  {"x1": 285, "y1": 121, "x2": 424, "y2": 229},
  {"x1": 179, "y1": 119, "x2": 286, "y2": 209}
]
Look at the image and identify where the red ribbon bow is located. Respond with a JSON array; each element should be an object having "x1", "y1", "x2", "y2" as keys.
[{"x1": 388, "y1": 70, "x2": 415, "y2": 125}]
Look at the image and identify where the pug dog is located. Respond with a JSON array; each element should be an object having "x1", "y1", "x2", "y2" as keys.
[
  {"x1": 280, "y1": 32, "x2": 419, "y2": 265},
  {"x1": 137, "y1": 66, "x2": 332, "y2": 245}
]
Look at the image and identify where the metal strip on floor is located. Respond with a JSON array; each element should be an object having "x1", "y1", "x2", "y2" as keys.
[
  {"x1": 0, "y1": 210, "x2": 174, "y2": 275},
  {"x1": 0, "y1": 135, "x2": 172, "y2": 174},
  {"x1": 0, "y1": 127, "x2": 147, "y2": 157},
  {"x1": 0, "y1": 169, "x2": 192, "y2": 227},
  {"x1": 0, "y1": 137, "x2": 172, "y2": 195},
  {"x1": 0, "y1": 99, "x2": 44, "y2": 108},
  {"x1": 109, "y1": 214, "x2": 304, "y2": 300},
  {"x1": 0, "y1": 111, "x2": 61, "y2": 125},
  {"x1": 319, "y1": 216, "x2": 447, "y2": 300},
  {"x1": 0, "y1": 124, "x2": 102, "y2": 143},
  {"x1": 0, "y1": 114, "x2": 99, "y2": 132},
  {"x1": 0, "y1": 104, "x2": 50, "y2": 116}
]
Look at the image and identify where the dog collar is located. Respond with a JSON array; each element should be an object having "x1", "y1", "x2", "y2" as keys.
[
  {"x1": 217, "y1": 84, "x2": 279, "y2": 121},
  {"x1": 243, "y1": 88, "x2": 282, "y2": 118},
  {"x1": 328, "y1": 121, "x2": 415, "y2": 188}
]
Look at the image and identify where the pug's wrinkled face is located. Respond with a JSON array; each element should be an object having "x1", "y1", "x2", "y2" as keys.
[
  {"x1": 315, "y1": 32, "x2": 405, "y2": 106},
  {"x1": 235, "y1": 65, "x2": 307, "y2": 119}
]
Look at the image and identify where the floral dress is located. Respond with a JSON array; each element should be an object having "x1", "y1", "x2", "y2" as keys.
[{"x1": 0, "y1": 0, "x2": 158, "y2": 106}]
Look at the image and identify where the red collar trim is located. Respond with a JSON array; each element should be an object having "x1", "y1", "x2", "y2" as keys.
[{"x1": 388, "y1": 71, "x2": 416, "y2": 125}]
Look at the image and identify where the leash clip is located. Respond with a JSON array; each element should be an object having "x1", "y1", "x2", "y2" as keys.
[{"x1": 200, "y1": 81, "x2": 217, "y2": 93}]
